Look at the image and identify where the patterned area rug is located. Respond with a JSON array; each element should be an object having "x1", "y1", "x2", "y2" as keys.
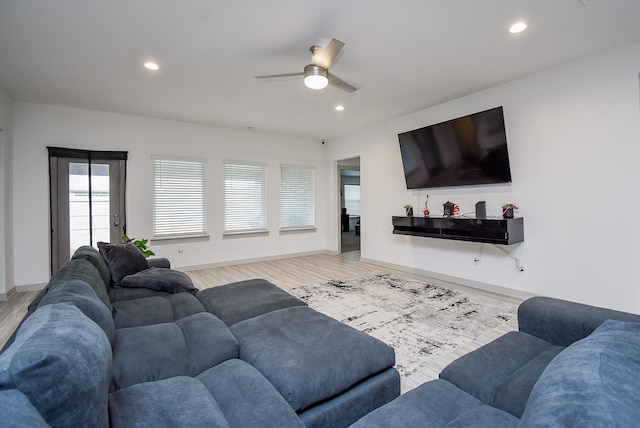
[{"x1": 284, "y1": 273, "x2": 516, "y2": 382}]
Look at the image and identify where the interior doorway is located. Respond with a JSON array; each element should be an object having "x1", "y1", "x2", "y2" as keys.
[{"x1": 338, "y1": 158, "x2": 361, "y2": 253}]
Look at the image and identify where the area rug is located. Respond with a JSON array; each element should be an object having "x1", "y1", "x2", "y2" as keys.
[{"x1": 283, "y1": 272, "x2": 516, "y2": 383}]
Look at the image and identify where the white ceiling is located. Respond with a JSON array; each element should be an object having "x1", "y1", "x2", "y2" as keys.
[{"x1": 1, "y1": 0, "x2": 640, "y2": 141}]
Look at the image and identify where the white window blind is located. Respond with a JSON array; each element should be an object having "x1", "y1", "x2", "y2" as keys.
[
  {"x1": 280, "y1": 165, "x2": 315, "y2": 229},
  {"x1": 153, "y1": 157, "x2": 207, "y2": 238},
  {"x1": 224, "y1": 161, "x2": 267, "y2": 233}
]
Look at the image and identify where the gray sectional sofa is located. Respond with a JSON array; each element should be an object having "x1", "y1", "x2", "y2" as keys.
[
  {"x1": 351, "y1": 296, "x2": 640, "y2": 427},
  {"x1": 0, "y1": 244, "x2": 400, "y2": 427}
]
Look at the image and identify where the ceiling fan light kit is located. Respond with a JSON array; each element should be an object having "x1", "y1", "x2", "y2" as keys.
[
  {"x1": 255, "y1": 38, "x2": 357, "y2": 93},
  {"x1": 304, "y1": 64, "x2": 328, "y2": 89}
]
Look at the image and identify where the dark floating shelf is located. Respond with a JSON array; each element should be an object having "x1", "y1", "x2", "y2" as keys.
[{"x1": 392, "y1": 216, "x2": 524, "y2": 245}]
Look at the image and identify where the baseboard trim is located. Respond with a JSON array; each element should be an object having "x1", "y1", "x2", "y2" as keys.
[
  {"x1": 16, "y1": 282, "x2": 47, "y2": 293},
  {"x1": 0, "y1": 282, "x2": 46, "y2": 301},
  {"x1": 359, "y1": 257, "x2": 536, "y2": 301},
  {"x1": 0, "y1": 287, "x2": 16, "y2": 302},
  {"x1": 178, "y1": 250, "x2": 330, "y2": 272}
]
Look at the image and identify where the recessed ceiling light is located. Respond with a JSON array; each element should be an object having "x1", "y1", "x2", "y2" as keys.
[
  {"x1": 335, "y1": 105, "x2": 345, "y2": 112},
  {"x1": 509, "y1": 22, "x2": 527, "y2": 34},
  {"x1": 144, "y1": 62, "x2": 159, "y2": 71}
]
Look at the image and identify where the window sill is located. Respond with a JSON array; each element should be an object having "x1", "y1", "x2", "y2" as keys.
[
  {"x1": 279, "y1": 227, "x2": 317, "y2": 234},
  {"x1": 151, "y1": 234, "x2": 209, "y2": 243},
  {"x1": 223, "y1": 229, "x2": 270, "y2": 238}
]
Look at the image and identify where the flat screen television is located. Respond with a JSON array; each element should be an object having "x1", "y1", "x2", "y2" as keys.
[{"x1": 398, "y1": 106, "x2": 512, "y2": 189}]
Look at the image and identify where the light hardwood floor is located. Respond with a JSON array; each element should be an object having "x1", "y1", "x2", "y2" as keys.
[
  {"x1": 0, "y1": 289, "x2": 39, "y2": 348},
  {"x1": 0, "y1": 251, "x2": 521, "y2": 390}
]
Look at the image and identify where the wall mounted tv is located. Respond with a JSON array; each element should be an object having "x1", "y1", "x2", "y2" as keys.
[{"x1": 398, "y1": 106, "x2": 512, "y2": 189}]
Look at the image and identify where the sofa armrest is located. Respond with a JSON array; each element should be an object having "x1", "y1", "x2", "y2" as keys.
[
  {"x1": 148, "y1": 257, "x2": 170, "y2": 269},
  {"x1": 518, "y1": 296, "x2": 640, "y2": 346}
]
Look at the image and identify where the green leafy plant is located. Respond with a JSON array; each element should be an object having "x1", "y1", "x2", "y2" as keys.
[{"x1": 122, "y1": 234, "x2": 155, "y2": 258}]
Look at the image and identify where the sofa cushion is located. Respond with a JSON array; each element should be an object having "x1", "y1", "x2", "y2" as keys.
[
  {"x1": 230, "y1": 306, "x2": 396, "y2": 412},
  {"x1": 0, "y1": 389, "x2": 49, "y2": 427},
  {"x1": 109, "y1": 376, "x2": 231, "y2": 428},
  {"x1": 111, "y1": 312, "x2": 238, "y2": 391},
  {"x1": 38, "y1": 278, "x2": 116, "y2": 345},
  {"x1": 517, "y1": 296, "x2": 640, "y2": 346},
  {"x1": 447, "y1": 405, "x2": 520, "y2": 427},
  {"x1": 108, "y1": 285, "x2": 171, "y2": 302},
  {"x1": 197, "y1": 359, "x2": 305, "y2": 428},
  {"x1": 0, "y1": 303, "x2": 111, "y2": 427},
  {"x1": 98, "y1": 241, "x2": 149, "y2": 285},
  {"x1": 120, "y1": 267, "x2": 198, "y2": 294},
  {"x1": 148, "y1": 257, "x2": 171, "y2": 269},
  {"x1": 197, "y1": 278, "x2": 306, "y2": 326},
  {"x1": 492, "y1": 347, "x2": 563, "y2": 417},
  {"x1": 112, "y1": 292, "x2": 205, "y2": 328},
  {"x1": 300, "y1": 367, "x2": 400, "y2": 428},
  {"x1": 47, "y1": 258, "x2": 112, "y2": 311},
  {"x1": 520, "y1": 320, "x2": 640, "y2": 427},
  {"x1": 440, "y1": 330, "x2": 562, "y2": 417},
  {"x1": 351, "y1": 379, "x2": 518, "y2": 428},
  {"x1": 71, "y1": 245, "x2": 112, "y2": 290}
]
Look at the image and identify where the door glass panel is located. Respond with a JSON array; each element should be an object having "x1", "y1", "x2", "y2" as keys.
[
  {"x1": 90, "y1": 163, "x2": 111, "y2": 248},
  {"x1": 68, "y1": 162, "x2": 111, "y2": 255}
]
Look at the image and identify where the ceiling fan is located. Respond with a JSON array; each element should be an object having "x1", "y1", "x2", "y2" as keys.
[{"x1": 255, "y1": 38, "x2": 357, "y2": 93}]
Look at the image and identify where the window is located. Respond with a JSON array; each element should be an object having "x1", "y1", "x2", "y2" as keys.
[
  {"x1": 153, "y1": 157, "x2": 206, "y2": 238},
  {"x1": 224, "y1": 161, "x2": 267, "y2": 234},
  {"x1": 344, "y1": 184, "x2": 361, "y2": 216},
  {"x1": 280, "y1": 165, "x2": 315, "y2": 230}
]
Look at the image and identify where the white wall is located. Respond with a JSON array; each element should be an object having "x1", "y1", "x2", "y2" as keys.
[
  {"x1": 325, "y1": 41, "x2": 640, "y2": 313},
  {"x1": 8, "y1": 42, "x2": 640, "y2": 312},
  {"x1": 0, "y1": 85, "x2": 14, "y2": 298},
  {"x1": 12, "y1": 104, "x2": 325, "y2": 288}
]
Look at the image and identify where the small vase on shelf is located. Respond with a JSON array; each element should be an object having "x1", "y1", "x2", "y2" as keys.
[
  {"x1": 502, "y1": 203, "x2": 518, "y2": 219},
  {"x1": 404, "y1": 204, "x2": 414, "y2": 217}
]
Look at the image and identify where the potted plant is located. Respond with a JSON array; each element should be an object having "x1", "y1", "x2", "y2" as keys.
[
  {"x1": 502, "y1": 203, "x2": 518, "y2": 219},
  {"x1": 122, "y1": 234, "x2": 155, "y2": 258},
  {"x1": 404, "y1": 204, "x2": 414, "y2": 217}
]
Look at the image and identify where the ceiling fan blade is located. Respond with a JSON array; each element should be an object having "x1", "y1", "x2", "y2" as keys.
[
  {"x1": 328, "y1": 73, "x2": 357, "y2": 93},
  {"x1": 313, "y1": 38, "x2": 345, "y2": 69},
  {"x1": 255, "y1": 72, "x2": 303, "y2": 79}
]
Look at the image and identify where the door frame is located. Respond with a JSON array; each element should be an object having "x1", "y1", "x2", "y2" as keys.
[
  {"x1": 336, "y1": 157, "x2": 361, "y2": 254},
  {"x1": 48, "y1": 147, "x2": 127, "y2": 273}
]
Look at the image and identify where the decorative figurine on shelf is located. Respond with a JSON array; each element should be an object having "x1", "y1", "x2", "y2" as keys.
[
  {"x1": 452, "y1": 204, "x2": 460, "y2": 216},
  {"x1": 422, "y1": 195, "x2": 430, "y2": 217},
  {"x1": 502, "y1": 203, "x2": 518, "y2": 218},
  {"x1": 404, "y1": 204, "x2": 414, "y2": 216},
  {"x1": 443, "y1": 201, "x2": 455, "y2": 217}
]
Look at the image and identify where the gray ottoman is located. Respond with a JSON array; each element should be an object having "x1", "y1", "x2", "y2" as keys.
[
  {"x1": 196, "y1": 278, "x2": 306, "y2": 326},
  {"x1": 230, "y1": 306, "x2": 399, "y2": 426}
]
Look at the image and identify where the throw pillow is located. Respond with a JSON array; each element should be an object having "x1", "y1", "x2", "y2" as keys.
[
  {"x1": 120, "y1": 267, "x2": 198, "y2": 295},
  {"x1": 98, "y1": 241, "x2": 149, "y2": 285}
]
